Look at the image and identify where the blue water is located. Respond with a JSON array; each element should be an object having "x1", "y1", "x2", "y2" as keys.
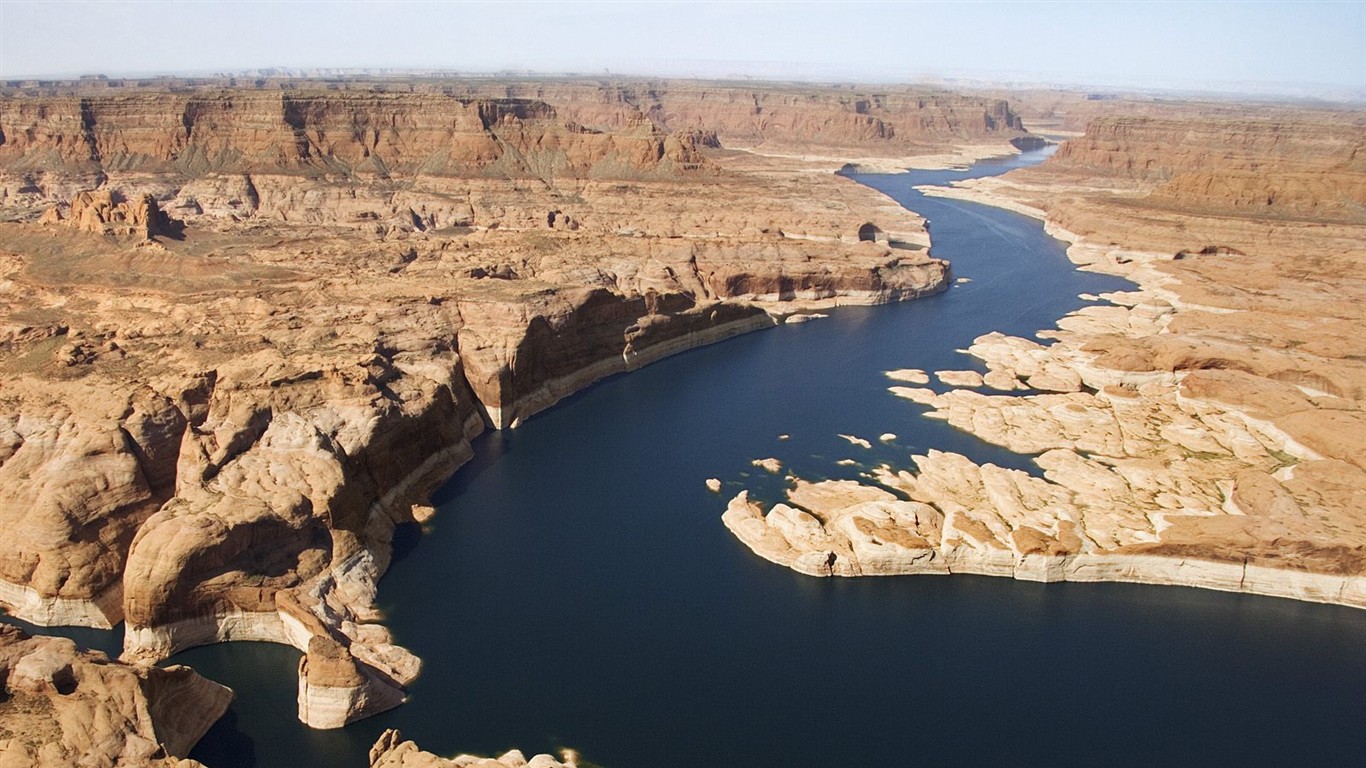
[{"x1": 13, "y1": 150, "x2": 1366, "y2": 767}]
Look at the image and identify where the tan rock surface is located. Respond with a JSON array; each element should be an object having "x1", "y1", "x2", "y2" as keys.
[
  {"x1": 935, "y1": 369, "x2": 983, "y2": 387},
  {"x1": 751, "y1": 458, "x2": 784, "y2": 474},
  {"x1": 0, "y1": 623, "x2": 230, "y2": 766},
  {"x1": 431, "y1": 78, "x2": 1030, "y2": 163},
  {"x1": 884, "y1": 368, "x2": 929, "y2": 384}
]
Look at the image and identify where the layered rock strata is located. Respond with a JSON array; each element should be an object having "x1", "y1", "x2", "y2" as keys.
[
  {"x1": 0, "y1": 91, "x2": 710, "y2": 180},
  {"x1": 436, "y1": 78, "x2": 1028, "y2": 159},
  {"x1": 724, "y1": 107, "x2": 1366, "y2": 608},
  {"x1": 0, "y1": 623, "x2": 231, "y2": 766},
  {"x1": 0, "y1": 79, "x2": 960, "y2": 728}
]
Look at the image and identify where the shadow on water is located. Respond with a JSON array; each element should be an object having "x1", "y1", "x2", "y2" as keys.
[
  {"x1": 191, "y1": 708, "x2": 257, "y2": 768},
  {"x1": 430, "y1": 429, "x2": 512, "y2": 507},
  {"x1": 388, "y1": 521, "x2": 424, "y2": 568}
]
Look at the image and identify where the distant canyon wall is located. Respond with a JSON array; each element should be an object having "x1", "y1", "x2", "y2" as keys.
[
  {"x1": 0, "y1": 91, "x2": 709, "y2": 180},
  {"x1": 0, "y1": 81, "x2": 1029, "y2": 184},
  {"x1": 1040, "y1": 114, "x2": 1366, "y2": 222},
  {"x1": 433, "y1": 80, "x2": 1027, "y2": 151}
]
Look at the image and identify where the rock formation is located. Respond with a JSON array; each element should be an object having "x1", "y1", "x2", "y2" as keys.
[
  {"x1": 0, "y1": 623, "x2": 231, "y2": 766},
  {"x1": 369, "y1": 730, "x2": 578, "y2": 768},
  {"x1": 725, "y1": 104, "x2": 1366, "y2": 608},
  {"x1": 0, "y1": 92, "x2": 709, "y2": 180},
  {"x1": 39, "y1": 190, "x2": 179, "y2": 239},
  {"x1": 0, "y1": 77, "x2": 978, "y2": 730}
]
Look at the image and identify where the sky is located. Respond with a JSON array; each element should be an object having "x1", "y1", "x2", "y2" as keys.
[{"x1": 1, "y1": 1, "x2": 1363, "y2": 97}]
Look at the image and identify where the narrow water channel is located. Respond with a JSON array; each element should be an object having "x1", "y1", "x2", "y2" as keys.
[{"x1": 15, "y1": 149, "x2": 1365, "y2": 767}]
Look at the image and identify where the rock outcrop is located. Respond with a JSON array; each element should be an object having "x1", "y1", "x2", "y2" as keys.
[
  {"x1": 0, "y1": 623, "x2": 231, "y2": 766},
  {"x1": 725, "y1": 105, "x2": 1366, "y2": 608},
  {"x1": 40, "y1": 190, "x2": 179, "y2": 239},
  {"x1": 1041, "y1": 114, "x2": 1366, "y2": 221},
  {"x1": 0, "y1": 92, "x2": 710, "y2": 180},
  {"x1": 369, "y1": 730, "x2": 578, "y2": 768}
]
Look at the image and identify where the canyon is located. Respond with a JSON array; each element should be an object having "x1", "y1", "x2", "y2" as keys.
[
  {"x1": 0, "y1": 77, "x2": 1022, "y2": 755},
  {"x1": 0, "y1": 74, "x2": 1361, "y2": 765}
]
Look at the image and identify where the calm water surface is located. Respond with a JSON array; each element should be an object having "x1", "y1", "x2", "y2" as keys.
[{"x1": 15, "y1": 150, "x2": 1365, "y2": 767}]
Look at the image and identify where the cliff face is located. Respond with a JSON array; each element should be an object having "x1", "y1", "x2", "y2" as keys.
[
  {"x1": 1043, "y1": 115, "x2": 1366, "y2": 221},
  {"x1": 600, "y1": 84, "x2": 1016, "y2": 144},
  {"x1": 457, "y1": 245, "x2": 947, "y2": 427},
  {"x1": 0, "y1": 91, "x2": 710, "y2": 180},
  {"x1": 1048, "y1": 115, "x2": 1365, "y2": 179},
  {"x1": 439, "y1": 79, "x2": 1027, "y2": 153}
]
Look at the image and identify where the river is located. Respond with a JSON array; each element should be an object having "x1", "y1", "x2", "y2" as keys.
[{"x1": 12, "y1": 149, "x2": 1366, "y2": 767}]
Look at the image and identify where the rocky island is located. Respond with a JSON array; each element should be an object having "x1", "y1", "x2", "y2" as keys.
[{"x1": 0, "y1": 75, "x2": 1028, "y2": 754}]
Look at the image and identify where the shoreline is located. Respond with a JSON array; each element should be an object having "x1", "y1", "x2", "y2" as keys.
[
  {"x1": 721, "y1": 160, "x2": 1366, "y2": 611},
  {"x1": 723, "y1": 492, "x2": 1366, "y2": 608}
]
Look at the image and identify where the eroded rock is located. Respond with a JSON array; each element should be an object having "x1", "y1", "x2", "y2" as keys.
[{"x1": 0, "y1": 624, "x2": 231, "y2": 766}]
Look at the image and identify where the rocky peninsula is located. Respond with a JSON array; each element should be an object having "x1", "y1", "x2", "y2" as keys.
[
  {"x1": 0, "y1": 75, "x2": 1027, "y2": 750},
  {"x1": 723, "y1": 103, "x2": 1366, "y2": 608},
  {"x1": 0, "y1": 623, "x2": 230, "y2": 766}
]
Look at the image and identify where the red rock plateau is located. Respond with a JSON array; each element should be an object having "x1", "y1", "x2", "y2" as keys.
[
  {"x1": 727, "y1": 101, "x2": 1366, "y2": 607},
  {"x1": 0, "y1": 76, "x2": 1027, "y2": 737}
]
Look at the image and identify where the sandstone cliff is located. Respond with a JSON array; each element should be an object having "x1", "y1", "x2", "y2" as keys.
[
  {"x1": 1040, "y1": 114, "x2": 1366, "y2": 221},
  {"x1": 0, "y1": 91, "x2": 710, "y2": 181},
  {"x1": 434, "y1": 78, "x2": 1027, "y2": 156}
]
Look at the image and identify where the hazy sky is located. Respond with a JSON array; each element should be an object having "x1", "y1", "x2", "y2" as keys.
[{"x1": 2, "y1": 1, "x2": 1363, "y2": 95}]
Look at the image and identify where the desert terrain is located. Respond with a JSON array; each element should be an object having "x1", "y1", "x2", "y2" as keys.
[{"x1": 0, "y1": 75, "x2": 1033, "y2": 758}]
